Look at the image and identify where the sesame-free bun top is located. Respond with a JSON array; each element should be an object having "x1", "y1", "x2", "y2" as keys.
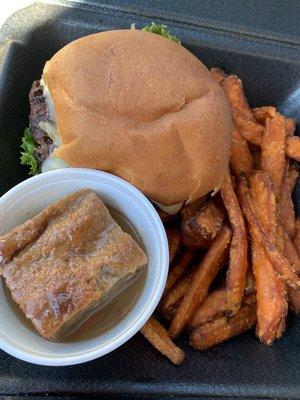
[{"x1": 43, "y1": 29, "x2": 232, "y2": 206}]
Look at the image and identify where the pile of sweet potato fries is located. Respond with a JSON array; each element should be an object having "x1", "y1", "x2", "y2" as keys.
[{"x1": 140, "y1": 68, "x2": 300, "y2": 365}]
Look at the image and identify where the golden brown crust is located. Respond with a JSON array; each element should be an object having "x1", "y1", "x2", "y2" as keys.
[
  {"x1": 43, "y1": 29, "x2": 232, "y2": 205},
  {"x1": 1, "y1": 190, "x2": 147, "y2": 340}
]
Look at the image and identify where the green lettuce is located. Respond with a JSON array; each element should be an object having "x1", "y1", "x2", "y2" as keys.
[
  {"x1": 20, "y1": 128, "x2": 39, "y2": 175},
  {"x1": 132, "y1": 22, "x2": 181, "y2": 44}
]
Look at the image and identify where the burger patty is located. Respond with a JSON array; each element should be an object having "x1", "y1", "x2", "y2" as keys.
[{"x1": 29, "y1": 80, "x2": 53, "y2": 165}]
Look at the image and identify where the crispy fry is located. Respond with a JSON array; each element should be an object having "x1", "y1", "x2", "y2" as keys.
[
  {"x1": 286, "y1": 214, "x2": 300, "y2": 314},
  {"x1": 283, "y1": 228, "x2": 300, "y2": 273},
  {"x1": 253, "y1": 106, "x2": 277, "y2": 123},
  {"x1": 287, "y1": 286, "x2": 300, "y2": 314},
  {"x1": 294, "y1": 219, "x2": 300, "y2": 257},
  {"x1": 182, "y1": 235, "x2": 212, "y2": 248},
  {"x1": 231, "y1": 108, "x2": 264, "y2": 146},
  {"x1": 286, "y1": 118, "x2": 296, "y2": 136},
  {"x1": 163, "y1": 287, "x2": 230, "y2": 324},
  {"x1": 245, "y1": 270, "x2": 256, "y2": 294},
  {"x1": 252, "y1": 241, "x2": 287, "y2": 344},
  {"x1": 181, "y1": 199, "x2": 224, "y2": 243},
  {"x1": 232, "y1": 112, "x2": 298, "y2": 161},
  {"x1": 210, "y1": 67, "x2": 226, "y2": 84},
  {"x1": 160, "y1": 303, "x2": 178, "y2": 321},
  {"x1": 222, "y1": 75, "x2": 253, "y2": 117},
  {"x1": 189, "y1": 302, "x2": 257, "y2": 350},
  {"x1": 250, "y1": 145, "x2": 261, "y2": 170},
  {"x1": 288, "y1": 164, "x2": 299, "y2": 193},
  {"x1": 249, "y1": 172, "x2": 278, "y2": 239},
  {"x1": 279, "y1": 164, "x2": 296, "y2": 239},
  {"x1": 249, "y1": 170, "x2": 284, "y2": 250},
  {"x1": 230, "y1": 125, "x2": 254, "y2": 177},
  {"x1": 169, "y1": 226, "x2": 232, "y2": 339},
  {"x1": 223, "y1": 77, "x2": 297, "y2": 161},
  {"x1": 187, "y1": 288, "x2": 227, "y2": 331},
  {"x1": 239, "y1": 178, "x2": 300, "y2": 289},
  {"x1": 261, "y1": 115, "x2": 286, "y2": 198},
  {"x1": 166, "y1": 227, "x2": 181, "y2": 265},
  {"x1": 221, "y1": 172, "x2": 248, "y2": 315},
  {"x1": 140, "y1": 317, "x2": 185, "y2": 365},
  {"x1": 253, "y1": 107, "x2": 295, "y2": 137},
  {"x1": 286, "y1": 136, "x2": 300, "y2": 162},
  {"x1": 160, "y1": 272, "x2": 194, "y2": 317},
  {"x1": 164, "y1": 248, "x2": 197, "y2": 294},
  {"x1": 181, "y1": 197, "x2": 207, "y2": 220}
]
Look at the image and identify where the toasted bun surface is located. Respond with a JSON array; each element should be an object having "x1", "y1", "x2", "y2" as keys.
[{"x1": 43, "y1": 30, "x2": 232, "y2": 205}]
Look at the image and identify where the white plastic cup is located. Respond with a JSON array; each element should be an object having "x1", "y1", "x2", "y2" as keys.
[{"x1": 0, "y1": 168, "x2": 169, "y2": 366}]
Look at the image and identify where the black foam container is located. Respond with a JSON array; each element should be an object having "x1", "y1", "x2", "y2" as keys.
[{"x1": 0, "y1": 1, "x2": 299, "y2": 398}]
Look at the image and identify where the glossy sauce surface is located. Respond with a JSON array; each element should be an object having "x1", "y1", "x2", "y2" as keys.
[{"x1": 3, "y1": 207, "x2": 147, "y2": 342}]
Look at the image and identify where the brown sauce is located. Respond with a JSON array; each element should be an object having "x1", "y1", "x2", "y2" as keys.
[{"x1": 3, "y1": 207, "x2": 147, "y2": 342}]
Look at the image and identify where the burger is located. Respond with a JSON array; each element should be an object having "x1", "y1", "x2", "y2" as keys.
[{"x1": 21, "y1": 24, "x2": 232, "y2": 214}]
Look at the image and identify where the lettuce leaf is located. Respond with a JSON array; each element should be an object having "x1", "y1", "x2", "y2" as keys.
[
  {"x1": 20, "y1": 128, "x2": 39, "y2": 175},
  {"x1": 133, "y1": 22, "x2": 181, "y2": 44}
]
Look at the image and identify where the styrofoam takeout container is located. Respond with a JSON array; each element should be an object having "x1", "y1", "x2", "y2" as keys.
[{"x1": 0, "y1": 168, "x2": 169, "y2": 366}]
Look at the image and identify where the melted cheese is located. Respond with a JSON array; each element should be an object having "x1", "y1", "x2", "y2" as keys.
[
  {"x1": 42, "y1": 155, "x2": 70, "y2": 173},
  {"x1": 153, "y1": 201, "x2": 183, "y2": 215},
  {"x1": 39, "y1": 121, "x2": 61, "y2": 147}
]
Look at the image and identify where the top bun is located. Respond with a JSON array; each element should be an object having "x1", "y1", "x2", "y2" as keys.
[{"x1": 43, "y1": 29, "x2": 232, "y2": 206}]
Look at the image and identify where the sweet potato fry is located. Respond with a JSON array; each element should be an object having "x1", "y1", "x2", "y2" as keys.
[
  {"x1": 222, "y1": 76, "x2": 297, "y2": 159},
  {"x1": 253, "y1": 106, "x2": 277, "y2": 123},
  {"x1": 261, "y1": 114, "x2": 286, "y2": 199},
  {"x1": 251, "y1": 241, "x2": 287, "y2": 344},
  {"x1": 245, "y1": 270, "x2": 256, "y2": 294},
  {"x1": 140, "y1": 317, "x2": 185, "y2": 365},
  {"x1": 187, "y1": 289, "x2": 256, "y2": 331},
  {"x1": 283, "y1": 228, "x2": 300, "y2": 273},
  {"x1": 286, "y1": 136, "x2": 300, "y2": 162},
  {"x1": 230, "y1": 125, "x2": 254, "y2": 177},
  {"x1": 286, "y1": 118, "x2": 296, "y2": 136},
  {"x1": 253, "y1": 107, "x2": 295, "y2": 137},
  {"x1": 190, "y1": 290, "x2": 255, "y2": 331},
  {"x1": 286, "y1": 217, "x2": 300, "y2": 314},
  {"x1": 160, "y1": 272, "x2": 194, "y2": 317},
  {"x1": 288, "y1": 164, "x2": 299, "y2": 193},
  {"x1": 189, "y1": 302, "x2": 257, "y2": 350},
  {"x1": 182, "y1": 235, "x2": 212, "y2": 249},
  {"x1": 222, "y1": 75, "x2": 253, "y2": 117},
  {"x1": 221, "y1": 172, "x2": 248, "y2": 315},
  {"x1": 250, "y1": 145, "x2": 261, "y2": 170},
  {"x1": 231, "y1": 108, "x2": 264, "y2": 146},
  {"x1": 249, "y1": 171, "x2": 278, "y2": 240},
  {"x1": 169, "y1": 226, "x2": 232, "y2": 339},
  {"x1": 232, "y1": 113, "x2": 298, "y2": 161},
  {"x1": 181, "y1": 199, "x2": 224, "y2": 243},
  {"x1": 163, "y1": 287, "x2": 229, "y2": 324},
  {"x1": 187, "y1": 288, "x2": 227, "y2": 331},
  {"x1": 239, "y1": 178, "x2": 300, "y2": 289},
  {"x1": 279, "y1": 164, "x2": 296, "y2": 239},
  {"x1": 249, "y1": 171, "x2": 284, "y2": 268},
  {"x1": 210, "y1": 67, "x2": 226, "y2": 84},
  {"x1": 181, "y1": 197, "x2": 207, "y2": 220},
  {"x1": 294, "y1": 219, "x2": 300, "y2": 257},
  {"x1": 160, "y1": 303, "x2": 178, "y2": 321},
  {"x1": 166, "y1": 227, "x2": 181, "y2": 265},
  {"x1": 164, "y1": 248, "x2": 197, "y2": 294},
  {"x1": 287, "y1": 286, "x2": 300, "y2": 314}
]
